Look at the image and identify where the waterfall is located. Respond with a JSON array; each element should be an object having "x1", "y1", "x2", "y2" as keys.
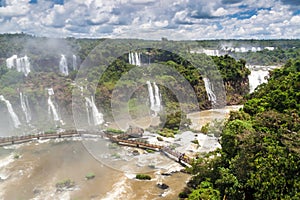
[
  {"x1": 85, "y1": 100, "x2": 91, "y2": 125},
  {"x1": 153, "y1": 82, "x2": 161, "y2": 110},
  {"x1": 203, "y1": 49, "x2": 220, "y2": 56},
  {"x1": 59, "y1": 55, "x2": 69, "y2": 76},
  {"x1": 203, "y1": 78, "x2": 217, "y2": 104},
  {"x1": 47, "y1": 88, "x2": 62, "y2": 123},
  {"x1": 0, "y1": 95, "x2": 21, "y2": 128},
  {"x1": 128, "y1": 52, "x2": 141, "y2": 66},
  {"x1": 72, "y1": 55, "x2": 77, "y2": 70},
  {"x1": 85, "y1": 96, "x2": 104, "y2": 126},
  {"x1": 20, "y1": 92, "x2": 32, "y2": 123},
  {"x1": 247, "y1": 65, "x2": 270, "y2": 93},
  {"x1": 146, "y1": 81, "x2": 162, "y2": 114},
  {"x1": 6, "y1": 55, "x2": 31, "y2": 76},
  {"x1": 6, "y1": 55, "x2": 17, "y2": 69}
]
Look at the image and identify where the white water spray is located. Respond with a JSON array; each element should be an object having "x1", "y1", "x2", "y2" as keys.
[
  {"x1": 20, "y1": 92, "x2": 32, "y2": 123},
  {"x1": 72, "y1": 55, "x2": 77, "y2": 70},
  {"x1": 59, "y1": 55, "x2": 69, "y2": 76},
  {"x1": 146, "y1": 81, "x2": 162, "y2": 114},
  {"x1": 47, "y1": 88, "x2": 61, "y2": 123},
  {"x1": 247, "y1": 65, "x2": 274, "y2": 93},
  {"x1": 0, "y1": 95, "x2": 21, "y2": 128},
  {"x1": 6, "y1": 55, "x2": 31, "y2": 76},
  {"x1": 203, "y1": 78, "x2": 217, "y2": 104},
  {"x1": 128, "y1": 52, "x2": 141, "y2": 66},
  {"x1": 85, "y1": 96, "x2": 104, "y2": 126}
]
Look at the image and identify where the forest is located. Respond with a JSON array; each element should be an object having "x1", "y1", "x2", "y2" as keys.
[
  {"x1": 0, "y1": 34, "x2": 299, "y2": 199},
  {"x1": 0, "y1": 34, "x2": 252, "y2": 130},
  {"x1": 182, "y1": 59, "x2": 300, "y2": 199}
]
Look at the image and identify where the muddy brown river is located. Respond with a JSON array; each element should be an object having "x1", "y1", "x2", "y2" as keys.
[{"x1": 0, "y1": 105, "x2": 241, "y2": 200}]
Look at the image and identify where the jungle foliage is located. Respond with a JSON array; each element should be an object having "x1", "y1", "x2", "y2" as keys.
[{"x1": 184, "y1": 59, "x2": 300, "y2": 200}]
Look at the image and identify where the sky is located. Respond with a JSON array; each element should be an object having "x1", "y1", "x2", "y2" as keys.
[{"x1": 0, "y1": 0, "x2": 299, "y2": 40}]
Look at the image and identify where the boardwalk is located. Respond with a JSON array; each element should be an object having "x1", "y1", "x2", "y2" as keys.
[
  {"x1": 103, "y1": 131, "x2": 193, "y2": 166},
  {"x1": 0, "y1": 130, "x2": 79, "y2": 146},
  {"x1": 0, "y1": 129, "x2": 194, "y2": 166}
]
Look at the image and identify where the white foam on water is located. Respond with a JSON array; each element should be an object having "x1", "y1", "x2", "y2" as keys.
[
  {"x1": 0, "y1": 154, "x2": 14, "y2": 169},
  {"x1": 102, "y1": 176, "x2": 134, "y2": 200}
]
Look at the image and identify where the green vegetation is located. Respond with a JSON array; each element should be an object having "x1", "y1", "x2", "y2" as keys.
[
  {"x1": 13, "y1": 153, "x2": 20, "y2": 159},
  {"x1": 105, "y1": 128, "x2": 125, "y2": 134},
  {"x1": 136, "y1": 174, "x2": 151, "y2": 180},
  {"x1": 85, "y1": 173, "x2": 95, "y2": 180},
  {"x1": 184, "y1": 59, "x2": 300, "y2": 199},
  {"x1": 55, "y1": 179, "x2": 75, "y2": 190},
  {"x1": 111, "y1": 153, "x2": 121, "y2": 159},
  {"x1": 232, "y1": 47, "x2": 300, "y2": 65},
  {"x1": 200, "y1": 123, "x2": 209, "y2": 134},
  {"x1": 157, "y1": 109, "x2": 192, "y2": 137},
  {"x1": 108, "y1": 143, "x2": 119, "y2": 149},
  {"x1": 146, "y1": 149, "x2": 155, "y2": 153},
  {"x1": 44, "y1": 129, "x2": 57, "y2": 134},
  {"x1": 191, "y1": 139, "x2": 199, "y2": 145}
]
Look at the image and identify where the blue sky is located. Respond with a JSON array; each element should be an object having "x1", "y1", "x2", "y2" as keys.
[{"x1": 0, "y1": 0, "x2": 299, "y2": 40}]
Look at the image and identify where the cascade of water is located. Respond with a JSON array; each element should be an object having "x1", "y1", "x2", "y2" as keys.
[
  {"x1": 0, "y1": 95, "x2": 21, "y2": 128},
  {"x1": 6, "y1": 55, "x2": 17, "y2": 69},
  {"x1": 48, "y1": 97, "x2": 60, "y2": 121},
  {"x1": 20, "y1": 92, "x2": 32, "y2": 123},
  {"x1": 85, "y1": 100, "x2": 91, "y2": 125},
  {"x1": 203, "y1": 49, "x2": 220, "y2": 56},
  {"x1": 59, "y1": 55, "x2": 69, "y2": 76},
  {"x1": 146, "y1": 81, "x2": 162, "y2": 114},
  {"x1": 47, "y1": 88, "x2": 61, "y2": 122},
  {"x1": 72, "y1": 55, "x2": 77, "y2": 70},
  {"x1": 203, "y1": 78, "x2": 217, "y2": 104},
  {"x1": 135, "y1": 52, "x2": 141, "y2": 66},
  {"x1": 85, "y1": 96, "x2": 104, "y2": 126},
  {"x1": 128, "y1": 52, "x2": 141, "y2": 66},
  {"x1": 247, "y1": 65, "x2": 270, "y2": 93},
  {"x1": 146, "y1": 81, "x2": 155, "y2": 111},
  {"x1": 6, "y1": 55, "x2": 31, "y2": 76},
  {"x1": 153, "y1": 82, "x2": 161, "y2": 110}
]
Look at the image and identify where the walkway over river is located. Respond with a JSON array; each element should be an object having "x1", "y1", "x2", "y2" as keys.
[{"x1": 0, "y1": 129, "x2": 193, "y2": 166}]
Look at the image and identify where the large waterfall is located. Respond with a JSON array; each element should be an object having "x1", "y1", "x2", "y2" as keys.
[
  {"x1": 203, "y1": 78, "x2": 217, "y2": 104},
  {"x1": 20, "y1": 92, "x2": 32, "y2": 123},
  {"x1": 0, "y1": 95, "x2": 21, "y2": 128},
  {"x1": 146, "y1": 81, "x2": 162, "y2": 114},
  {"x1": 59, "y1": 55, "x2": 69, "y2": 76},
  {"x1": 247, "y1": 65, "x2": 275, "y2": 93},
  {"x1": 85, "y1": 96, "x2": 104, "y2": 126},
  {"x1": 128, "y1": 52, "x2": 141, "y2": 66},
  {"x1": 6, "y1": 55, "x2": 31, "y2": 76},
  {"x1": 47, "y1": 88, "x2": 62, "y2": 123}
]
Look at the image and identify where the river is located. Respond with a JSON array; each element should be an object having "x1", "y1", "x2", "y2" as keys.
[{"x1": 0, "y1": 105, "x2": 242, "y2": 200}]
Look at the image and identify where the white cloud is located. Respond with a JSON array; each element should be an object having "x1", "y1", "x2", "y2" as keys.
[
  {"x1": 213, "y1": 7, "x2": 228, "y2": 16},
  {"x1": 0, "y1": 0, "x2": 299, "y2": 39}
]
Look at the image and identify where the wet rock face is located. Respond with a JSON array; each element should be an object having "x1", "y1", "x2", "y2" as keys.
[{"x1": 157, "y1": 183, "x2": 169, "y2": 190}]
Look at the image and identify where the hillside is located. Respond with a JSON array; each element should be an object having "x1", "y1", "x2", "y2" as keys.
[{"x1": 184, "y1": 59, "x2": 300, "y2": 199}]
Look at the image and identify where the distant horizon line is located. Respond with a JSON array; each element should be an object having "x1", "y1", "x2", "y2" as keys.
[{"x1": 1, "y1": 32, "x2": 300, "y2": 41}]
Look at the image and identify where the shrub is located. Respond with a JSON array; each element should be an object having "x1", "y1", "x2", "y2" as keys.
[
  {"x1": 55, "y1": 179, "x2": 75, "y2": 190},
  {"x1": 136, "y1": 174, "x2": 151, "y2": 180},
  {"x1": 106, "y1": 128, "x2": 124, "y2": 134},
  {"x1": 13, "y1": 153, "x2": 20, "y2": 159},
  {"x1": 85, "y1": 173, "x2": 95, "y2": 180}
]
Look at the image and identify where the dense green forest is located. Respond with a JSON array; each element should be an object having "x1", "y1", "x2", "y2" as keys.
[
  {"x1": 0, "y1": 33, "x2": 299, "y2": 134},
  {"x1": 0, "y1": 34, "x2": 251, "y2": 129},
  {"x1": 182, "y1": 59, "x2": 300, "y2": 199}
]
